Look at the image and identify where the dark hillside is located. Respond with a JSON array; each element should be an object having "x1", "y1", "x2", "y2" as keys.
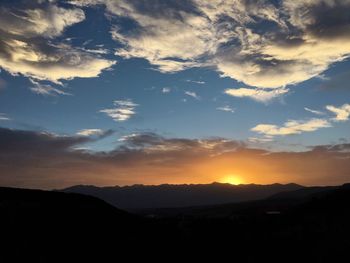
[{"x1": 1, "y1": 184, "x2": 350, "y2": 262}]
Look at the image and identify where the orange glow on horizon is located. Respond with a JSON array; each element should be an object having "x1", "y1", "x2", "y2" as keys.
[{"x1": 220, "y1": 175, "x2": 244, "y2": 185}]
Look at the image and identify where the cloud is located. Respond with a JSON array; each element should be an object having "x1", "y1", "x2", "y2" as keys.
[
  {"x1": 100, "y1": 99, "x2": 138, "y2": 121},
  {"x1": 78, "y1": 47, "x2": 110, "y2": 55},
  {"x1": 185, "y1": 91, "x2": 200, "y2": 100},
  {"x1": 162, "y1": 87, "x2": 171, "y2": 93},
  {"x1": 326, "y1": 104, "x2": 350, "y2": 122},
  {"x1": 248, "y1": 137, "x2": 274, "y2": 143},
  {"x1": 29, "y1": 79, "x2": 72, "y2": 96},
  {"x1": 225, "y1": 87, "x2": 289, "y2": 102},
  {"x1": 251, "y1": 103, "x2": 350, "y2": 138},
  {"x1": 77, "y1": 129, "x2": 104, "y2": 136},
  {"x1": 72, "y1": 0, "x2": 350, "y2": 91},
  {"x1": 0, "y1": 2, "x2": 115, "y2": 86},
  {"x1": 117, "y1": 132, "x2": 242, "y2": 154},
  {"x1": 0, "y1": 113, "x2": 10, "y2": 121},
  {"x1": 1, "y1": 127, "x2": 350, "y2": 188},
  {"x1": 0, "y1": 127, "x2": 93, "y2": 154},
  {"x1": 215, "y1": 0, "x2": 350, "y2": 88},
  {"x1": 186, "y1": 80, "x2": 205, "y2": 85},
  {"x1": 0, "y1": 4, "x2": 85, "y2": 38},
  {"x1": 251, "y1": 118, "x2": 331, "y2": 136},
  {"x1": 216, "y1": 106, "x2": 235, "y2": 113},
  {"x1": 304, "y1": 107, "x2": 325, "y2": 115}
]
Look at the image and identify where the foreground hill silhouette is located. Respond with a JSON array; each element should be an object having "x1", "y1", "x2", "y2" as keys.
[
  {"x1": 1, "y1": 184, "x2": 350, "y2": 262},
  {"x1": 63, "y1": 182, "x2": 303, "y2": 210},
  {"x1": 0, "y1": 187, "x2": 149, "y2": 262}
]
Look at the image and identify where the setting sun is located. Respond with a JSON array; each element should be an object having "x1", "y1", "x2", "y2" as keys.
[{"x1": 220, "y1": 175, "x2": 244, "y2": 185}]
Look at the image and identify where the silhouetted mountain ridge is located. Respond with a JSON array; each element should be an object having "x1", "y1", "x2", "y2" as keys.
[
  {"x1": 139, "y1": 183, "x2": 349, "y2": 218},
  {"x1": 266, "y1": 183, "x2": 350, "y2": 200},
  {"x1": 0, "y1": 184, "x2": 350, "y2": 263},
  {"x1": 0, "y1": 186, "x2": 152, "y2": 262},
  {"x1": 62, "y1": 182, "x2": 304, "y2": 210},
  {"x1": 2, "y1": 183, "x2": 350, "y2": 262}
]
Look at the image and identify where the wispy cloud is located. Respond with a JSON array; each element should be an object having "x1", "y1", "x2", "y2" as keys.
[
  {"x1": 29, "y1": 79, "x2": 72, "y2": 96},
  {"x1": 251, "y1": 119, "x2": 331, "y2": 136},
  {"x1": 100, "y1": 99, "x2": 138, "y2": 122},
  {"x1": 252, "y1": 103, "x2": 350, "y2": 138},
  {"x1": 315, "y1": 74, "x2": 330, "y2": 81},
  {"x1": 0, "y1": 113, "x2": 10, "y2": 121},
  {"x1": 304, "y1": 107, "x2": 325, "y2": 115},
  {"x1": 162, "y1": 87, "x2": 171, "y2": 93},
  {"x1": 77, "y1": 129, "x2": 104, "y2": 136},
  {"x1": 78, "y1": 47, "x2": 110, "y2": 55},
  {"x1": 248, "y1": 137, "x2": 274, "y2": 143},
  {"x1": 185, "y1": 91, "x2": 200, "y2": 100},
  {"x1": 225, "y1": 88, "x2": 288, "y2": 102},
  {"x1": 186, "y1": 80, "x2": 205, "y2": 85},
  {"x1": 326, "y1": 104, "x2": 350, "y2": 122},
  {"x1": 216, "y1": 106, "x2": 235, "y2": 113}
]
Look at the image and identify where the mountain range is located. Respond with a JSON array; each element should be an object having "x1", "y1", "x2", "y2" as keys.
[
  {"x1": 62, "y1": 182, "x2": 304, "y2": 210},
  {"x1": 1, "y1": 183, "x2": 350, "y2": 262}
]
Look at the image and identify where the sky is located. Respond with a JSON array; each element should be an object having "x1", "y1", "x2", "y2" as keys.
[{"x1": 0, "y1": 0, "x2": 350, "y2": 189}]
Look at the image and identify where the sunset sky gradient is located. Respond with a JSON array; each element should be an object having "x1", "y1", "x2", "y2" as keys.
[{"x1": 0, "y1": 0, "x2": 349, "y2": 189}]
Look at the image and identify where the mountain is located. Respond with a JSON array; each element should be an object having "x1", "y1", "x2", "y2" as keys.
[
  {"x1": 62, "y1": 182, "x2": 304, "y2": 210},
  {"x1": 1, "y1": 184, "x2": 350, "y2": 262},
  {"x1": 0, "y1": 187, "x2": 149, "y2": 262},
  {"x1": 136, "y1": 183, "x2": 350, "y2": 262},
  {"x1": 140, "y1": 184, "x2": 348, "y2": 218},
  {"x1": 267, "y1": 185, "x2": 338, "y2": 200}
]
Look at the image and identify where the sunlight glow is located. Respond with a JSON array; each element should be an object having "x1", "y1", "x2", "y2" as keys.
[{"x1": 220, "y1": 175, "x2": 243, "y2": 185}]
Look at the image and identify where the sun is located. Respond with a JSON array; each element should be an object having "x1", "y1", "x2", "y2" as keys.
[{"x1": 220, "y1": 175, "x2": 243, "y2": 185}]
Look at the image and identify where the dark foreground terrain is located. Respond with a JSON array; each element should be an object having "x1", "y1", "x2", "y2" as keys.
[{"x1": 1, "y1": 184, "x2": 350, "y2": 262}]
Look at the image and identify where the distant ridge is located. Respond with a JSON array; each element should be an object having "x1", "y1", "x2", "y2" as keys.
[
  {"x1": 62, "y1": 182, "x2": 304, "y2": 210},
  {"x1": 267, "y1": 185, "x2": 338, "y2": 200}
]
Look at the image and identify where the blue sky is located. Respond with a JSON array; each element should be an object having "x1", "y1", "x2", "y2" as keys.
[{"x1": 0, "y1": 0, "x2": 350, "y2": 188}]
